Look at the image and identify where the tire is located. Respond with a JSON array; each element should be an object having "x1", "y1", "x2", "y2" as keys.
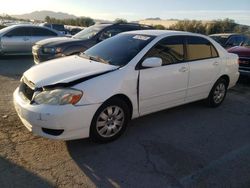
[
  {"x1": 206, "y1": 78, "x2": 228, "y2": 107},
  {"x1": 90, "y1": 98, "x2": 130, "y2": 143}
]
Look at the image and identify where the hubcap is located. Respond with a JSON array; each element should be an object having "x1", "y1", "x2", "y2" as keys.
[
  {"x1": 96, "y1": 106, "x2": 125, "y2": 138},
  {"x1": 213, "y1": 83, "x2": 226, "y2": 104}
]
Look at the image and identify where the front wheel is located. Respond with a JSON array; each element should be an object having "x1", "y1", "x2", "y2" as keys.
[
  {"x1": 90, "y1": 98, "x2": 130, "y2": 143},
  {"x1": 206, "y1": 78, "x2": 228, "y2": 107}
]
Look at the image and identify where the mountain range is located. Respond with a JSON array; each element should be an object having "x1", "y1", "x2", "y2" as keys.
[{"x1": 12, "y1": 10, "x2": 77, "y2": 21}]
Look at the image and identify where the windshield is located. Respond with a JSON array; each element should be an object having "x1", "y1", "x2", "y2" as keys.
[
  {"x1": 73, "y1": 24, "x2": 108, "y2": 40},
  {"x1": 242, "y1": 38, "x2": 250, "y2": 47},
  {"x1": 0, "y1": 25, "x2": 14, "y2": 34},
  {"x1": 210, "y1": 35, "x2": 230, "y2": 45},
  {"x1": 81, "y1": 34, "x2": 155, "y2": 67}
]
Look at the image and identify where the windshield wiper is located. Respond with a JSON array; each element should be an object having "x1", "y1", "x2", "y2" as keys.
[{"x1": 79, "y1": 53, "x2": 110, "y2": 65}]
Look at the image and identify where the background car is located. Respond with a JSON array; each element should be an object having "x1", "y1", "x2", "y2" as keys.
[
  {"x1": 68, "y1": 27, "x2": 83, "y2": 35},
  {"x1": 228, "y1": 39, "x2": 250, "y2": 77},
  {"x1": 32, "y1": 23, "x2": 153, "y2": 64},
  {"x1": 39, "y1": 23, "x2": 69, "y2": 35},
  {"x1": 14, "y1": 30, "x2": 239, "y2": 142},
  {"x1": 210, "y1": 33, "x2": 248, "y2": 49},
  {"x1": 0, "y1": 24, "x2": 63, "y2": 55}
]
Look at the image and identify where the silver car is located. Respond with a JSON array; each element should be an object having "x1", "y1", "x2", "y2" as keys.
[{"x1": 0, "y1": 24, "x2": 63, "y2": 55}]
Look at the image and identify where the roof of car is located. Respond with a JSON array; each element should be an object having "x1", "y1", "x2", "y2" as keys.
[
  {"x1": 7, "y1": 24, "x2": 61, "y2": 31},
  {"x1": 210, "y1": 33, "x2": 243, "y2": 36},
  {"x1": 122, "y1": 29, "x2": 192, "y2": 37},
  {"x1": 9, "y1": 24, "x2": 41, "y2": 27}
]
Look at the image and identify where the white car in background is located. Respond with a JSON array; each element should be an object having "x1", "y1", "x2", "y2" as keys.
[{"x1": 13, "y1": 30, "x2": 239, "y2": 142}]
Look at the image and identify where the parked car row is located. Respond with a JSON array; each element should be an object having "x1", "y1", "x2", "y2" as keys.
[{"x1": 32, "y1": 23, "x2": 153, "y2": 64}]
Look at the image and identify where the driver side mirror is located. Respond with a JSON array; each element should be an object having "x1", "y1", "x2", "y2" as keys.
[{"x1": 142, "y1": 57, "x2": 162, "y2": 68}]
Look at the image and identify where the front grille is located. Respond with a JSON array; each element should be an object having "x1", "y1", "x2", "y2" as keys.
[
  {"x1": 19, "y1": 81, "x2": 34, "y2": 101},
  {"x1": 239, "y1": 57, "x2": 250, "y2": 68}
]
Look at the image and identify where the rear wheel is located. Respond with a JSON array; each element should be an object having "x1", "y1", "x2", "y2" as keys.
[
  {"x1": 90, "y1": 98, "x2": 130, "y2": 142},
  {"x1": 206, "y1": 78, "x2": 228, "y2": 107}
]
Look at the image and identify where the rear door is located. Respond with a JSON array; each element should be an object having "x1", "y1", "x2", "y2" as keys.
[
  {"x1": 139, "y1": 36, "x2": 189, "y2": 115},
  {"x1": 1, "y1": 27, "x2": 32, "y2": 54},
  {"x1": 185, "y1": 36, "x2": 221, "y2": 102}
]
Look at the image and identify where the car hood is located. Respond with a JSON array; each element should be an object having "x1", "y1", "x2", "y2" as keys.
[
  {"x1": 23, "y1": 55, "x2": 118, "y2": 88},
  {"x1": 35, "y1": 37, "x2": 83, "y2": 47},
  {"x1": 227, "y1": 46, "x2": 250, "y2": 57}
]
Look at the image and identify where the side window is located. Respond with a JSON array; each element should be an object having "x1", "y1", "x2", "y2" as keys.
[
  {"x1": 99, "y1": 28, "x2": 123, "y2": 41},
  {"x1": 145, "y1": 36, "x2": 185, "y2": 65},
  {"x1": 5, "y1": 27, "x2": 31, "y2": 37},
  {"x1": 186, "y1": 36, "x2": 218, "y2": 61},
  {"x1": 32, "y1": 28, "x2": 57, "y2": 36}
]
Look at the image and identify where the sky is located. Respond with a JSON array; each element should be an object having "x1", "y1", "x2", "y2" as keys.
[{"x1": 0, "y1": 0, "x2": 250, "y2": 25}]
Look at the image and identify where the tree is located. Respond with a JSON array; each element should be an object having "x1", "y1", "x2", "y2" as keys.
[
  {"x1": 167, "y1": 18, "x2": 249, "y2": 35},
  {"x1": 153, "y1": 24, "x2": 165, "y2": 30},
  {"x1": 114, "y1": 18, "x2": 128, "y2": 24},
  {"x1": 43, "y1": 16, "x2": 95, "y2": 27},
  {"x1": 45, "y1": 16, "x2": 51, "y2": 23}
]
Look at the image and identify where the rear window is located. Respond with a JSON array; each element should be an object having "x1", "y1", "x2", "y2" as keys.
[{"x1": 186, "y1": 36, "x2": 219, "y2": 61}]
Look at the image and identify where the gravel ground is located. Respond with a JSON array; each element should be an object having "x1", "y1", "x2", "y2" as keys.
[{"x1": 0, "y1": 56, "x2": 250, "y2": 188}]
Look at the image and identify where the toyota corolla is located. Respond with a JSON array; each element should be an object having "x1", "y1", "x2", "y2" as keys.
[{"x1": 13, "y1": 30, "x2": 239, "y2": 142}]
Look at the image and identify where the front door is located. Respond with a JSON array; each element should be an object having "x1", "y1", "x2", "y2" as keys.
[
  {"x1": 139, "y1": 36, "x2": 189, "y2": 115},
  {"x1": 2, "y1": 27, "x2": 31, "y2": 54}
]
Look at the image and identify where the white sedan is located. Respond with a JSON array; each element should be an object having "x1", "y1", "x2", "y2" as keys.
[{"x1": 13, "y1": 30, "x2": 239, "y2": 142}]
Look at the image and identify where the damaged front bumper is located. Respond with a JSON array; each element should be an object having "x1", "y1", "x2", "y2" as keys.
[{"x1": 13, "y1": 87, "x2": 101, "y2": 140}]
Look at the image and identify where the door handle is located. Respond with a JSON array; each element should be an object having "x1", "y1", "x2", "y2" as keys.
[
  {"x1": 179, "y1": 67, "x2": 188, "y2": 72},
  {"x1": 213, "y1": 62, "x2": 219, "y2": 66},
  {"x1": 23, "y1": 38, "x2": 29, "y2": 41}
]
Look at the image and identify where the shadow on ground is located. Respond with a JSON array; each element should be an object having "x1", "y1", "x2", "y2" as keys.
[
  {"x1": 0, "y1": 156, "x2": 52, "y2": 187},
  {"x1": 0, "y1": 55, "x2": 34, "y2": 80},
  {"x1": 66, "y1": 93, "x2": 250, "y2": 188}
]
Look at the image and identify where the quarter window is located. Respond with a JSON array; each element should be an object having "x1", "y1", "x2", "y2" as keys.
[
  {"x1": 186, "y1": 36, "x2": 218, "y2": 61},
  {"x1": 145, "y1": 36, "x2": 185, "y2": 65}
]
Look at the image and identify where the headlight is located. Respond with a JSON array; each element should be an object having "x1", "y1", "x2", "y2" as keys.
[
  {"x1": 43, "y1": 47, "x2": 62, "y2": 54},
  {"x1": 33, "y1": 88, "x2": 83, "y2": 105}
]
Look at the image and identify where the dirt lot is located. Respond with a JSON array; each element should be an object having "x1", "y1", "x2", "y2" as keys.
[{"x1": 1, "y1": 56, "x2": 250, "y2": 188}]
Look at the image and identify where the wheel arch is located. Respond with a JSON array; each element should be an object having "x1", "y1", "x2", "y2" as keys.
[
  {"x1": 105, "y1": 94, "x2": 133, "y2": 119},
  {"x1": 218, "y1": 75, "x2": 230, "y2": 88}
]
